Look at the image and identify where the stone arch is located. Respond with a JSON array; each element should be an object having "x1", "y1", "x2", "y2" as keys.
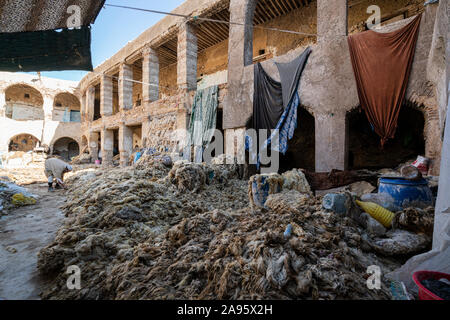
[
  {"x1": 51, "y1": 137, "x2": 80, "y2": 161},
  {"x1": 346, "y1": 103, "x2": 426, "y2": 170},
  {"x1": 8, "y1": 133, "x2": 40, "y2": 152},
  {"x1": 4, "y1": 83, "x2": 44, "y2": 121},
  {"x1": 52, "y1": 92, "x2": 81, "y2": 122}
]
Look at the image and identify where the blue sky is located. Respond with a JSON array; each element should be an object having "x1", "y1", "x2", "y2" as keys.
[{"x1": 36, "y1": 0, "x2": 185, "y2": 82}]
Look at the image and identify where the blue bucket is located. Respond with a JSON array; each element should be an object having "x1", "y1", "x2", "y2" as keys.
[{"x1": 378, "y1": 177, "x2": 433, "y2": 208}]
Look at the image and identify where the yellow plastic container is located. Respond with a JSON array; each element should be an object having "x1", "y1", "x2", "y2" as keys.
[{"x1": 356, "y1": 200, "x2": 395, "y2": 228}]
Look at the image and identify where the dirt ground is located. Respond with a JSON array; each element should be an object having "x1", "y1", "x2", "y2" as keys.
[{"x1": 0, "y1": 183, "x2": 66, "y2": 300}]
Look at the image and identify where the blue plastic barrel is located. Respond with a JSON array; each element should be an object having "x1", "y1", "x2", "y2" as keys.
[{"x1": 378, "y1": 177, "x2": 433, "y2": 208}]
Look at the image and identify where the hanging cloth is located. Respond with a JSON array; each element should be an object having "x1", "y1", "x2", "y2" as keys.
[
  {"x1": 347, "y1": 14, "x2": 422, "y2": 147},
  {"x1": 247, "y1": 47, "x2": 311, "y2": 167},
  {"x1": 186, "y1": 85, "x2": 219, "y2": 161}
]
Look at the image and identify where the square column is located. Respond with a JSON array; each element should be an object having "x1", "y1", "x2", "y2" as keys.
[
  {"x1": 86, "y1": 86, "x2": 95, "y2": 121},
  {"x1": 101, "y1": 128, "x2": 114, "y2": 166},
  {"x1": 100, "y1": 75, "x2": 113, "y2": 116},
  {"x1": 119, "y1": 63, "x2": 133, "y2": 111},
  {"x1": 177, "y1": 23, "x2": 197, "y2": 91},
  {"x1": 315, "y1": 112, "x2": 348, "y2": 172},
  {"x1": 317, "y1": 0, "x2": 348, "y2": 43},
  {"x1": 88, "y1": 131, "x2": 99, "y2": 162},
  {"x1": 223, "y1": 0, "x2": 257, "y2": 129},
  {"x1": 142, "y1": 47, "x2": 159, "y2": 102},
  {"x1": 80, "y1": 93, "x2": 86, "y2": 122},
  {"x1": 119, "y1": 124, "x2": 133, "y2": 167},
  {"x1": 0, "y1": 90, "x2": 5, "y2": 117},
  {"x1": 43, "y1": 95, "x2": 53, "y2": 120}
]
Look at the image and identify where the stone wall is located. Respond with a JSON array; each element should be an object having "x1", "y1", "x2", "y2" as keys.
[{"x1": 0, "y1": 72, "x2": 81, "y2": 153}]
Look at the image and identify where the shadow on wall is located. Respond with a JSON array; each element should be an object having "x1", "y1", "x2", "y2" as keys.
[
  {"x1": 52, "y1": 137, "x2": 79, "y2": 161},
  {"x1": 279, "y1": 107, "x2": 315, "y2": 173},
  {"x1": 347, "y1": 104, "x2": 425, "y2": 170}
]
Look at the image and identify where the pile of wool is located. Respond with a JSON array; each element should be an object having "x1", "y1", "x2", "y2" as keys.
[
  {"x1": 37, "y1": 161, "x2": 248, "y2": 299},
  {"x1": 100, "y1": 194, "x2": 401, "y2": 300}
]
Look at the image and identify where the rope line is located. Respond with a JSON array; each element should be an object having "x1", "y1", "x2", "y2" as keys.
[{"x1": 104, "y1": 3, "x2": 317, "y2": 37}]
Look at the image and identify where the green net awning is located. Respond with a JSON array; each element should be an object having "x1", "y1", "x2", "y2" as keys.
[{"x1": 0, "y1": 26, "x2": 93, "y2": 72}]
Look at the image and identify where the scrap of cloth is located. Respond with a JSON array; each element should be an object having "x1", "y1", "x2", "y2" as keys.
[
  {"x1": 348, "y1": 14, "x2": 422, "y2": 147},
  {"x1": 187, "y1": 85, "x2": 219, "y2": 150},
  {"x1": 0, "y1": 27, "x2": 93, "y2": 72},
  {"x1": 247, "y1": 47, "x2": 312, "y2": 166}
]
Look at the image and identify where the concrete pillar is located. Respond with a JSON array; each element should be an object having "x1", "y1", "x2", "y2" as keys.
[
  {"x1": 86, "y1": 86, "x2": 95, "y2": 121},
  {"x1": 119, "y1": 63, "x2": 133, "y2": 110},
  {"x1": 224, "y1": 127, "x2": 245, "y2": 164},
  {"x1": 142, "y1": 47, "x2": 159, "y2": 102},
  {"x1": 100, "y1": 75, "x2": 113, "y2": 117},
  {"x1": 0, "y1": 90, "x2": 5, "y2": 117},
  {"x1": 119, "y1": 124, "x2": 133, "y2": 167},
  {"x1": 177, "y1": 22, "x2": 197, "y2": 91},
  {"x1": 223, "y1": 0, "x2": 256, "y2": 129},
  {"x1": 88, "y1": 131, "x2": 99, "y2": 162},
  {"x1": 315, "y1": 112, "x2": 348, "y2": 172},
  {"x1": 317, "y1": 0, "x2": 348, "y2": 43},
  {"x1": 42, "y1": 95, "x2": 53, "y2": 120},
  {"x1": 101, "y1": 129, "x2": 114, "y2": 166},
  {"x1": 80, "y1": 93, "x2": 86, "y2": 122}
]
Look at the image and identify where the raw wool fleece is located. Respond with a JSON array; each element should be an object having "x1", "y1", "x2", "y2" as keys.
[
  {"x1": 37, "y1": 161, "x2": 248, "y2": 299},
  {"x1": 247, "y1": 173, "x2": 284, "y2": 208},
  {"x1": 37, "y1": 160, "x2": 409, "y2": 300}
]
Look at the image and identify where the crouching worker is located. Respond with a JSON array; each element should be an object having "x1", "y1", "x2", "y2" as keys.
[{"x1": 44, "y1": 157, "x2": 73, "y2": 192}]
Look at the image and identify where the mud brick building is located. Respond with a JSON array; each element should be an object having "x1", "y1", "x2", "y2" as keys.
[
  {"x1": 78, "y1": 0, "x2": 447, "y2": 174},
  {"x1": 0, "y1": 72, "x2": 81, "y2": 161}
]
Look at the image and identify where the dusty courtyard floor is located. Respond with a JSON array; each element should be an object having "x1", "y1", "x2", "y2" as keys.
[{"x1": 0, "y1": 183, "x2": 65, "y2": 300}]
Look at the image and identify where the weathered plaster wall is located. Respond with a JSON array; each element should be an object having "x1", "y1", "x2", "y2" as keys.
[{"x1": 0, "y1": 72, "x2": 81, "y2": 153}]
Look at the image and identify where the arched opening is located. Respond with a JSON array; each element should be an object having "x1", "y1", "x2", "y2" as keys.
[
  {"x1": 53, "y1": 92, "x2": 81, "y2": 122},
  {"x1": 4, "y1": 84, "x2": 44, "y2": 121},
  {"x1": 8, "y1": 134, "x2": 40, "y2": 152},
  {"x1": 347, "y1": 104, "x2": 425, "y2": 170},
  {"x1": 52, "y1": 137, "x2": 80, "y2": 161},
  {"x1": 279, "y1": 107, "x2": 315, "y2": 173}
]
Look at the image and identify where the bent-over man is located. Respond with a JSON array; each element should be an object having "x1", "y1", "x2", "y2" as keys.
[{"x1": 44, "y1": 157, "x2": 73, "y2": 191}]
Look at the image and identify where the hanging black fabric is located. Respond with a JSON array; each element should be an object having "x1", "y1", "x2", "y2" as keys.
[
  {"x1": 0, "y1": 27, "x2": 93, "y2": 72},
  {"x1": 276, "y1": 47, "x2": 312, "y2": 109},
  {"x1": 252, "y1": 47, "x2": 312, "y2": 131}
]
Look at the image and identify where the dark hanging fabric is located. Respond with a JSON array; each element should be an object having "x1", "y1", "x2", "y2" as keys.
[
  {"x1": 347, "y1": 14, "x2": 422, "y2": 147},
  {"x1": 252, "y1": 63, "x2": 284, "y2": 131},
  {"x1": 246, "y1": 47, "x2": 312, "y2": 168},
  {"x1": 276, "y1": 47, "x2": 312, "y2": 109},
  {"x1": 0, "y1": 27, "x2": 93, "y2": 72},
  {"x1": 252, "y1": 46, "x2": 312, "y2": 131}
]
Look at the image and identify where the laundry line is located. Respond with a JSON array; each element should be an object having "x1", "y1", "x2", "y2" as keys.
[{"x1": 104, "y1": 3, "x2": 318, "y2": 37}]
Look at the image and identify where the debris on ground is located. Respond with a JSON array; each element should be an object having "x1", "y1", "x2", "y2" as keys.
[
  {"x1": 35, "y1": 159, "x2": 429, "y2": 300},
  {"x1": 366, "y1": 229, "x2": 431, "y2": 256},
  {"x1": 0, "y1": 178, "x2": 38, "y2": 216},
  {"x1": 393, "y1": 207, "x2": 434, "y2": 236},
  {"x1": 71, "y1": 153, "x2": 91, "y2": 165}
]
